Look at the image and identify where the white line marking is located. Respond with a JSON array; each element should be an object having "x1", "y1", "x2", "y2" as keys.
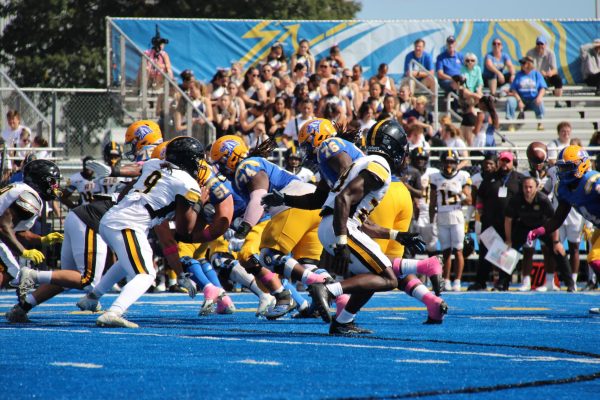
[
  {"x1": 50, "y1": 362, "x2": 102, "y2": 369},
  {"x1": 377, "y1": 317, "x2": 408, "y2": 320},
  {"x1": 231, "y1": 359, "x2": 281, "y2": 366},
  {"x1": 396, "y1": 359, "x2": 450, "y2": 364}
]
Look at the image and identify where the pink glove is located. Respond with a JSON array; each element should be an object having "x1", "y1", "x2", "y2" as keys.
[{"x1": 526, "y1": 226, "x2": 546, "y2": 245}]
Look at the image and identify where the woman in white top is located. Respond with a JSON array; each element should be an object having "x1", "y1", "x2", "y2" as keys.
[
  {"x1": 372, "y1": 63, "x2": 397, "y2": 96},
  {"x1": 290, "y1": 39, "x2": 315, "y2": 75},
  {"x1": 441, "y1": 123, "x2": 469, "y2": 169}
]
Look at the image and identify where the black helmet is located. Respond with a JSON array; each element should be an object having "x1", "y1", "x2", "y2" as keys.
[
  {"x1": 365, "y1": 119, "x2": 409, "y2": 172},
  {"x1": 165, "y1": 136, "x2": 205, "y2": 178},
  {"x1": 23, "y1": 160, "x2": 61, "y2": 201},
  {"x1": 440, "y1": 150, "x2": 460, "y2": 178},
  {"x1": 410, "y1": 146, "x2": 429, "y2": 161},
  {"x1": 103, "y1": 141, "x2": 123, "y2": 166}
]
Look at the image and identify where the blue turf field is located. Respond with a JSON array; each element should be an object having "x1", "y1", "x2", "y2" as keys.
[{"x1": 1, "y1": 289, "x2": 600, "y2": 400}]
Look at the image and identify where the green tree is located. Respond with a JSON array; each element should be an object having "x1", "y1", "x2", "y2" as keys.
[{"x1": 0, "y1": 0, "x2": 361, "y2": 88}]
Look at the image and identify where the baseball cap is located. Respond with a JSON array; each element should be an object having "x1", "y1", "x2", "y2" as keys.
[
  {"x1": 593, "y1": 38, "x2": 600, "y2": 47},
  {"x1": 446, "y1": 35, "x2": 456, "y2": 44},
  {"x1": 519, "y1": 55, "x2": 534, "y2": 64},
  {"x1": 498, "y1": 151, "x2": 514, "y2": 161},
  {"x1": 536, "y1": 36, "x2": 547, "y2": 45}
]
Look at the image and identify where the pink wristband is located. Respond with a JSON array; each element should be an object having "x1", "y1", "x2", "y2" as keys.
[
  {"x1": 163, "y1": 245, "x2": 178, "y2": 256},
  {"x1": 475, "y1": 202, "x2": 483, "y2": 210}
]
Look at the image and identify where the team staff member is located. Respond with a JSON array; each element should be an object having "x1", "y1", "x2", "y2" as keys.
[
  {"x1": 504, "y1": 177, "x2": 574, "y2": 291},
  {"x1": 468, "y1": 151, "x2": 522, "y2": 291}
]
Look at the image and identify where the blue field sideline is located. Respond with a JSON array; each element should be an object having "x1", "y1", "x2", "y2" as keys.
[{"x1": 1, "y1": 290, "x2": 600, "y2": 400}]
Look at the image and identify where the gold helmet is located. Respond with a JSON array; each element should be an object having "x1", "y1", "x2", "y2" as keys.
[
  {"x1": 124, "y1": 120, "x2": 163, "y2": 161},
  {"x1": 209, "y1": 135, "x2": 248, "y2": 177}
]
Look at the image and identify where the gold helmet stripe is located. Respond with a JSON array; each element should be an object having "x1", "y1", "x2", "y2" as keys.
[{"x1": 370, "y1": 119, "x2": 388, "y2": 146}]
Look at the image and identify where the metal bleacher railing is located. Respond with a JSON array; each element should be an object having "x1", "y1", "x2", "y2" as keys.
[{"x1": 107, "y1": 19, "x2": 216, "y2": 147}]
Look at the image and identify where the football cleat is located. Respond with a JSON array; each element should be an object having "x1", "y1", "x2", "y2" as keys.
[
  {"x1": 590, "y1": 307, "x2": 600, "y2": 314},
  {"x1": 256, "y1": 294, "x2": 276, "y2": 317},
  {"x1": 430, "y1": 274, "x2": 444, "y2": 297},
  {"x1": 5, "y1": 304, "x2": 30, "y2": 323},
  {"x1": 96, "y1": 311, "x2": 139, "y2": 328},
  {"x1": 17, "y1": 267, "x2": 37, "y2": 302},
  {"x1": 308, "y1": 283, "x2": 334, "y2": 323},
  {"x1": 292, "y1": 302, "x2": 321, "y2": 319},
  {"x1": 424, "y1": 300, "x2": 448, "y2": 325},
  {"x1": 76, "y1": 293, "x2": 102, "y2": 312},
  {"x1": 199, "y1": 299, "x2": 217, "y2": 316},
  {"x1": 329, "y1": 318, "x2": 373, "y2": 335},
  {"x1": 265, "y1": 290, "x2": 296, "y2": 320},
  {"x1": 216, "y1": 294, "x2": 236, "y2": 315}
]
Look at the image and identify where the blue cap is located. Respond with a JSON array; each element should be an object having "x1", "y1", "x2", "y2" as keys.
[{"x1": 536, "y1": 36, "x2": 547, "y2": 45}]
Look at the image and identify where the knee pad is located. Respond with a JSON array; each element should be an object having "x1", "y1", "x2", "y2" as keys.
[
  {"x1": 245, "y1": 254, "x2": 263, "y2": 276},
  {"x1": 297, "y1": 258, "x2": 319, "y2": 270},
  {"x1": 259, "y1": 248, "x2": 292, "y2": 276},
  {"x1": 210, "y1": 252, "x2": 235, "y2": 270}
]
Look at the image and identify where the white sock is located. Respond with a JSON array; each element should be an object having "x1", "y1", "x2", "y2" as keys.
[
  {"x1": 546, "y1": 273, "x2": 554, "y2": 288},
  {"x1": 400, "y1": 259, "x2": 419, "y2": 275},
  {"x1": 572, "y1": 273, "x2": 578, "y2": 283},
  {"x1": 272, "y1": 286, "x2": 284, "y2": 295},
  {"x1": 522, "y1": 276, "x2": 531, "y2": 286},
  {"x1": 25, "y1": 293, "x2": 38, "y2": 307},
  {"x1": 93, "y1": 262, "x2": 127, "y2": 297},
  {"x1": 325, "y1": 282, "x2": 343, "y2": 297},
  {"x1": 37, "y1": 271, "x2": 52, "y2": 284},
  {"x1": 336, "y1": 309, "x2": 355, "y2": 324},
  {"x1": 411, "y1": 284, "x2": 429, "y2": 301},
  {"x1": 298, "y1": 300, "x2": 308, "y2": 311},
  {"x1": 108, "y1": 274, "x2": 154, "y2": 315}
]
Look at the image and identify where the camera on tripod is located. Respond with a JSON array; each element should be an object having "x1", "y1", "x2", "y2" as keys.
[{"x1": 151, "y1": 25, "x2": 169, "y2": 52}]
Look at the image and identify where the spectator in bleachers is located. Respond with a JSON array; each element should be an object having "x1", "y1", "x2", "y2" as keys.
[
  {"x1": 156, "y1": 84, "x2": 179, "y2": 137},
  {"x1": 267, "y1": 96, "x2": 291, "y2": 138},
  {"x1": 547, "y1": 121, "x2": 572, "y2": 164},
  {"x1": 441, "y1": 123, "x2": 469, "y2": 170},
  {"x1": 307, "y1": 74, "x2": 322, "y2": 105},
  {"x1": 366, "y1": 81, "x2": 385, "y2": 116},
  {"x1": 380, "y1": 95, "x2": 402, "y2": 122},
  {"x1": 140, "y1": 29, "x2": 173, "y2": 89},
  {"x1": 323, "y1": 102, "x2": 346, "y2": 126},
  {"x1": 260, "y1": 64, "x2": 279, "y2": 103},
  {"x1": 352, "y1": 64, "x2": 370, "y2": 97},
  {"x1": 328, "y1": 45, "x2": 345, "y2": 77},
  {"x1": 372, "y1": 63, "x2": 397, "y2": 96},
  {"x1": 227, "y1": 81, "x2": 246, "y2": 129},
  {"x1": 292, "y1": 62, "x2": 309, "y2": 86},
  {"x1": 212, "y1": 93, "x2": 237, "y2": 137},
  {"x1": 240, "y1": 102, "x2": 266, "y2": 141},
  {"x1": 173, "y1": 80, "x2": 212, "y2": 135},
  {"x1": 526, "y1": 36, "x2": 565, "y2": 107},
  {"x1": 582, "y1": 39, "x2": 600, "y2": 96},
  {"x1": 318, "y1": 79, "x2": 351, "y2": 121},
  {"x1": 458, "y1": 52, "x2": 483, "y2": 102},
  {"x1": 403, "y1": 38, "x2": 436, "y2": 92},
  {"x1": 15, "y1": 126, "x2": 32, "y2": 163},
  {"x1": 406, "y1": 125, "x2": 430, "y2": 150},
  {"x1": 31, "y1": 135, "x2": 50, "y2": 160},
  {"x1": 1, "y1": 110, "x2": 28, "y2": 149},
  {"x1": 248, "y1": 121, "x2": 269, "y2": 148},
  {"x1": 283, "y1": 98, "x2": 315, "y2": 145},
  {"x1": 404, "y1": 95, "x2": 434, "y2": 137},
  {"x1": 340, "y1": 68, "x2": 362, "y2": 114},
  {"x1": 588, "y1": 130, "x2": 600, "y2": 160},
  {"x1": 290, "y1": 39, "x2": 315, "y2": 75},
  {"x1": 276, "y1": 73, "x2": 295, "y2": 98},
  {"x1": 316, "y1": 59, "x2": 336, "y2": 96},
  {"x1": 240, "y1": 67, "x2": 267, "y2": 107},
  {"x1": 483, "y1": 38, "x2": 515, "y2": 96},
  {"x1": 460, "y1": 97, "x2": 477, "y2": 146},
  {"x1": 436, "y1": 35, "x2": 465, "y2": 94},
  {"x1": 397, "y1": 84, "x2": 415, "y2": 121},
  {"x1": 264, "y1": 42, "x2": 288, "y2": 75},
  {"x1": 230, "y1": 61, "x2": 244, "y2": 87},
  {"x1": 473, "y1": 95, "x2": 499, "y2": 149},
  {"x1": 468, "y1": 151, "x2": 522, "y2": 291},
  {"x1": 505, "y1": 55, "x2": 547, "y2": 130},
  {"x1": 191, "y1": 81, "x2": 213, "y2": 123},
  {"x1": 356, "y1": 102, "x2": 376, "y2": 134},
  {"x1": 292, "y1": 82, "x2": 309, "y2": 112},
  {"x1": 208, "y1": 69, "x2": 230, "y2": 102}
]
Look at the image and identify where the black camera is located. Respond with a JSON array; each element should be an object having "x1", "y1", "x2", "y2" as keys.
[{"x1": 151, "y1": 25, "x2": 169, "y2": 51}]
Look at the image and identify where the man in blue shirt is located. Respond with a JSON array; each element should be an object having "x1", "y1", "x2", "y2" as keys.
[
  {"x1": 506, "y1": 55, "x2": 547, "y2": 130},
  {"x1": 436, "y1": 36, "x2": 464, "y2": 93},
  {"x1": 404, "y1": 38, "x2": 435, "y2": 92}
]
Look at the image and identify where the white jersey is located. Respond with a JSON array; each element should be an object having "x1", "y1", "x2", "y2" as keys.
[
  {"x1": 323, "y1": 155, "x2": 391, "y2": 225},
  {"x1": 291, "y1": 167, "x2": 316, "y2": 184},
  {"x1": 470, "y1": 172, "x2": 483, "y2": 189},
  {"x1": 66, "y1": 172, "x2": 95, "y2": 205},
  {"x1": 416, "y1": 167, "x2": 439, "y2": 218},
  {"x1": 101, "y1": 158, "x2": 201, "y2": 232},
  {"x1": 93, "y1": 176, "x2": 130, "y2": 197},
  {"x1": 0, "y1": 182, "x2": 43, "y2": 232},
  {"x1": 430, "y1": 170, "x2": 471, "y2": 214},
  {"x1": 544, "y1": 166, "x2": 583, "y2": 226}
]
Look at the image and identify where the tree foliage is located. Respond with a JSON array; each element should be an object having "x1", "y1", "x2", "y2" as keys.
[{"x1": 0, "y1": 0, "x2": 361, "y2": 88}]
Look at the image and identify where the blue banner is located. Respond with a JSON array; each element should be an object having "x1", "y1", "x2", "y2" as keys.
[{"x1": 111, "y1": 18, "x2": 600, "y2": 85}]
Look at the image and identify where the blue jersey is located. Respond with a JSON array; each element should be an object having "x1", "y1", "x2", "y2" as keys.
[
  {"x1": 230, "y1": 181, "x2": 270, "y2": 222},
  {"x1": 316, "y1": 137, "x2": 364, "y2": 188},
  {"x1": 233, "y1": 156, "x2": 298, "y2": 200},
  {"x1": 204, "y1": 168, "x2": 232, "y2": 206},
  {"x1": 557, "y1": 171, "x2": 600, "y2": 227}
]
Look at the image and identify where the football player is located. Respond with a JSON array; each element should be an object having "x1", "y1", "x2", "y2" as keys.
[
  {"x1": 429, "y1": 150, "x2": 472, "y2": 292},
  {"x1": 60, "y1": 156, "x2": 96, "y2": 208}
]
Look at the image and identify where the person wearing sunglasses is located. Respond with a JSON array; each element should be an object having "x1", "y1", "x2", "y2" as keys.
[
  {"x1": 526, "y1": 36, "x2": 565, "y2": 107},
  {"x1": 483, "y1": 38, "x2": 515, "y2": 96},
  {"x1": 458, "y1": 52, "x2": 483, "y2": 103}
]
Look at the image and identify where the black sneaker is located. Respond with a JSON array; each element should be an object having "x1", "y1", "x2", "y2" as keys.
[
  {"x1": 517, "y1": 111, "x2": 525, "y2": 120},
  {"x1": 583, "y1": 280, "x2": 598, "y2": 291},
  {"x1": 308, "y1": 283, "x2": 333, "y2": 323},
  {"x1": 329, "y1": 318, "x2": 373, "y2": 335},
  {"x1": 467, "y1": 282, "x2": 487, "y2": 291},
  {"x1": 168, "y1": 284, "x2": 188, "y2": 293},
  {"x1": 292, "y1": 302, "x2": 320, "y2": 319},
  {"x1": 265, "y1": 290, "x2": 296, "y2": 320}
]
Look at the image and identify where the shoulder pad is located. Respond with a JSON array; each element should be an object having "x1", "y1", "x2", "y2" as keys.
[
  {"x1": 15, "y1": 190, "x2": 42, "y2": 216},
  {"x1": 584, "y1": 173, "x2": 600, "y2": 194}
]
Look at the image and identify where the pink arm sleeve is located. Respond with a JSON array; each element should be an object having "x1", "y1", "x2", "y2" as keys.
[{"x1": 243, "y1": 188, "x2": 267, "y2": 227}]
